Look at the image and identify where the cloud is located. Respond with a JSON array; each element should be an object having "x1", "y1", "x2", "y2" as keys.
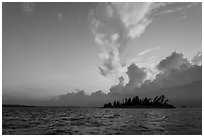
[
  {"x1": 109, "y1": 64, "x2": 147, "y2": 95},
  {"x1": 118, "y1": 76, "x2": 125, "y2": 86},
  {"x1": 49, "y1": 51, "x2": 201, "y2": 107},
  {"x1": 186, "y1": 2, "x2": 199, "y2": 8},
  {"x1": 57, "y1": 12, "x2": 63, "y2": 21},
  {"x1": 21, "y1": 2, "x2": 35, "y2": 15},
  {"x1": 156, "y1": 51, "x2": 191, "y2": 72},
  {"x1": 126, "y1": 55, "x2": 158, "y2": 68},
  {"x1": 154, "y1": 2, "x2": 198, "y2": 16},
  {"x1": 155, "y1": 65, "x2": 201, "y2": 88},
  {"x1": 111, "y1": 2, "x2": 154, "y2": 39},
  {"x1": 4, "y1": 51, "x2": 201, "y2": 107},
  {"x1": 109, "y1": 51, "x2": 201, "y2": 105},
  {"x1": 155, "y1": 8, "x2": 182, "y2": 15},
  {"x1": 90, "y1": 2, "x2": 196, "y2": 78},
  {"x1": 191, "y1": 51, "x2": 202, "y2": 66},
  {"x1": 152, "y1": 51, "x2": 201, "y2": 88},
  {"x1": 127, "y1": 56, "x2": 144, "y2": 64},
  {"x1": 89, "y1": 3, "x2": 158, "y2": 78},
  {"x1": 47, "y1": 89, "x2": 111, "y2": 107},
  {"x1": 126, "y1": 64, "x2": 147, "y2": 87},
  {"x1": 137, "y1": 47, "x2": 161, "y2": 56}
]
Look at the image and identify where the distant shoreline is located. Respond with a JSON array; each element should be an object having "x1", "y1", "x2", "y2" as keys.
[
  {"x1": 2, "y1": 104, "x2": 36, "y2": 107},
  {"x1": 2, "y1": 104, "x2": 202, "y2": 108}
]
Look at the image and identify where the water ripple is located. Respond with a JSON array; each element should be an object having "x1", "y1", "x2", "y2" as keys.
[{"x1": 2, "y1": 107, "x2": 202, "y2": 135}]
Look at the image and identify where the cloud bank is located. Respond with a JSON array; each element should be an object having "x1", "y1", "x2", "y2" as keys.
[{"x1": 45, "y1": 51, "x2": 201, "y2": 107}]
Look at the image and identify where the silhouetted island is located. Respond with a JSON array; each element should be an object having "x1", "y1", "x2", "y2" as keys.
[{"x1": 103, "y1": 95, "x2": 175, "y2": 108}]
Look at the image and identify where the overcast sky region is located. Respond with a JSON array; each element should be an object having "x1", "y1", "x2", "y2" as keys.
[{"x1": 2, "y1": 2, "x2": 202, "y2": 106}]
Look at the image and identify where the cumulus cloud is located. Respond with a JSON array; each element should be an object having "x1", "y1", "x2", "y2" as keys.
[
  {"x1": 191, "y1": 51, "x2": 202, "y2": 66},
  {"x1": 21, "y1": 2, "x2": 35, "y2": 15},
  {"x1": 109, "y1": 64, "x2": 147, "y2": 94},
  {"x1": 126, "y1": 64, "x2": 147, "y2": 87},
  {"x1": 155, "y1": 65, "x2": 201, "y2": 88},
  {"x1": 157, "y1": 51, "x2": 191, "y2": 72},
  {"x1": 151, "y1": 51, "x2": 201, "y2": 88}
]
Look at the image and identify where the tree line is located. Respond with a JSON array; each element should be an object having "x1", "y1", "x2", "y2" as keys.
[{"x1": 103, "y1": 95, "x2": 175, "y2": 108}]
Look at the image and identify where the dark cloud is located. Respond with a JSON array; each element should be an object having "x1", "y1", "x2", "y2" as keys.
[
  {"x1": 126, "y1": 64, "x2": 147, "y2": 87},
  {"x1": 154, "y1": 65, "x2": 201, "y2": 88},
  {"x1": 48, "y1": 52, "x2": 201, "y2": 107},
  {"x1": 157, "y1": 51, "x2": 191, "y2": 72},
  {"x1": 155, "y1": 51, "x2": 201, "y2": 88},
  {"x1": 109, "y1": 64, "x2": 147, "y2": 95},
  {"x1": 118, "y1": 76, "x2": 125, "y2": 86},
  {"x1": 47, "y1": 89, "x2": 112, "y2": 107}
]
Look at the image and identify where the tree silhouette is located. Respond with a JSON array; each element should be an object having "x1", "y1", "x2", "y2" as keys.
[{"x1": 103, "y1": 95, "x2": 175, "y2": 108}]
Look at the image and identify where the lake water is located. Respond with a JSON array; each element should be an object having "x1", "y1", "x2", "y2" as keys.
[{"x1": 2, "y1": 107, "x2": 202, "y2": 135}]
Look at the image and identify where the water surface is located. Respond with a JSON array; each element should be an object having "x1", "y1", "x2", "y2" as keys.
[{"x1": 2, "y1": 107, "x2": 202, "y2": 135}]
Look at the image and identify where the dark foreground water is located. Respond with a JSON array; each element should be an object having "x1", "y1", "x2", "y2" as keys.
[{"x1": 2, "y1": 107, "x2": 202, "y2": 135}]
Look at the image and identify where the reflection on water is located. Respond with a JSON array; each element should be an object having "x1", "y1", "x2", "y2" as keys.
[{"x1": 2, "y1": 107, "x2": 201, "y2": 135}]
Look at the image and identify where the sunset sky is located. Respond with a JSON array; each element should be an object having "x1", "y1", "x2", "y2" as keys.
[{"x1": 3, "y1": 2, "x2": 202, "y2": 102}]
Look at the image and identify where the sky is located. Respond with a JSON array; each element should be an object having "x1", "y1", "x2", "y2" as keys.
[{"x1": 2, "y1": 2, "x2": 202, "y2": 105}]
